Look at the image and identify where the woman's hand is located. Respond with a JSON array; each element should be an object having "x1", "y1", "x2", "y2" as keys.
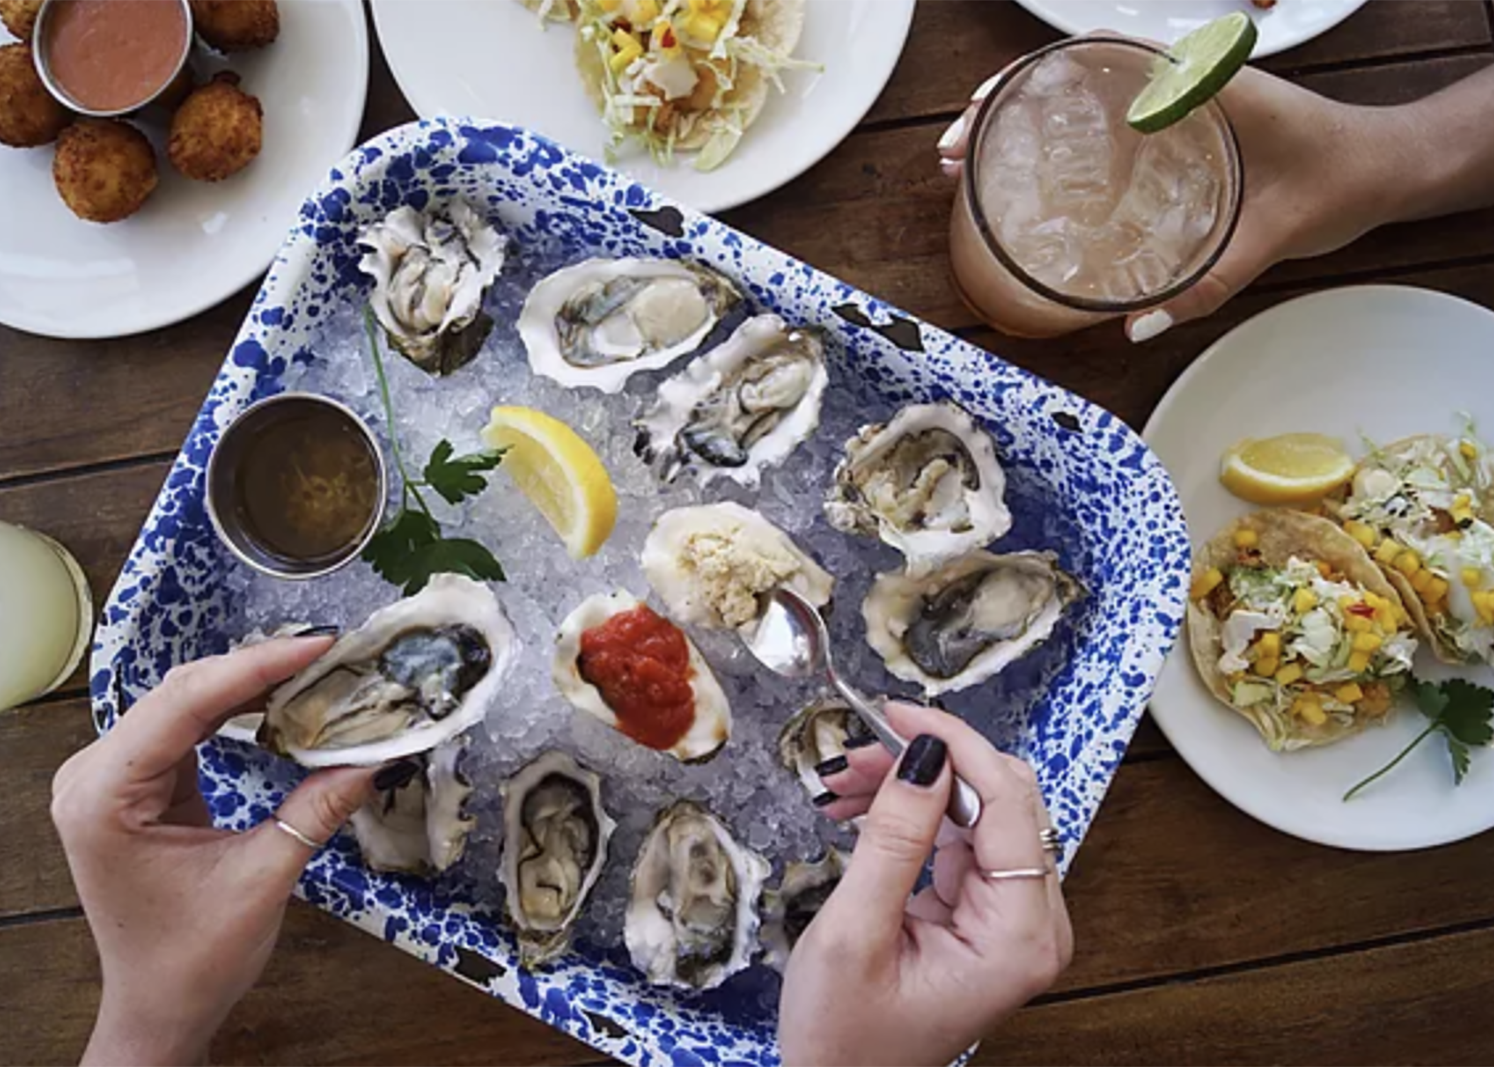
[
  {"x1": 938, "y1": 56, "x2": 1405, "y2": 342},
  {"x1": 52, "y1": 638, "x2": 383, "y2": 1067},
  {"x1": 777, "y1": 703, "x2": 1072, "y2": 1067}
]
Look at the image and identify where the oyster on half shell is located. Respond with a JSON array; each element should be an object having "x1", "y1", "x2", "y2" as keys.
[
  {"x1": 634, "y1": 313, "x2": 828, "y2": 488},
  {"x1": 520, "y1": 257, "x2": 742, "y2": 393},
  {"x1": 762, "y1": 849, "x2": 850, "y2": 971},
  {"x1": 258, "y1": 574, "x2": 516, "y2": 767},
  {"x1": 499, "y1": 750, "x2": 616, "y2": 967},
  {"x1": 349, "y1": 736, "x2": 475, "y2": 875},
  {"x1": 777, "y1": 697, "x2": 871, "y2": 801},
  {"x1": 358, "y1": 198, "x2": 507, "y2": 375},
  {"x1": 864, "y1": 550, "x2": 1081, "y2": 696},
  {"x1": 624, "y1": 800, "x2": 770, "y2": 990},
  {"x1": 553, "y1": 591, "x2": 732, "y2": 762},
  {"x1": 826, "y1": 402, "x2": 1011, "y2": 574},
  {"x1": 641, "y1": 502, "x2": 833, "y2": 634}
]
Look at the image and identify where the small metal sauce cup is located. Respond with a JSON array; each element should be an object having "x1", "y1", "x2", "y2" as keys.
[
  {"x1": 205, "y1": 393, "x2": 388, "y2": 581},
  {"x1": 32, "y1": 0, "x2": 194, "y2": 118}
]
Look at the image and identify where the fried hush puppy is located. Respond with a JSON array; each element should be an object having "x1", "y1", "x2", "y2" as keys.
[
  {"x1": 53, "y1": 119, "x2": 158, "y2": 222},
  {"x1": 189, "y1": 0, "x2": 278, "y2": 52},
  {"x1": 0, "y1": 0, "x2": 42, "y2": 41},
  {"x1": 0, "y1": 42, "x2": 68, "y2": 147},
  {"x1": 168, "y1": 71, "x2": 261, "y2": 181}
]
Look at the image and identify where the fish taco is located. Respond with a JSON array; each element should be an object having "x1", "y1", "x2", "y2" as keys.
[
  {"x1": 575, "y1": 0, "x2": 810, "y2": 170},
  {"x1": 1328, "y1": 431, "x2": 1494, "y2": 664},
  {"x1": 1188, "y1": 509, "x2": 1417, "y2": 751}
]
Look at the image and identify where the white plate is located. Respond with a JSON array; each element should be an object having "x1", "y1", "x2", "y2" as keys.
[
  {"x1": 368, "y1": 0, "x2": 914, "y2": 215},
  {"x1": 0, "y1": 0, "x2": 368, "y2": 340},
  {"x1": 1012, "y1": 0, "x2": 1367, "y2": 58},
  {"x1": 1143, "y1": 286, "x2": 1494, "y2": 851}
]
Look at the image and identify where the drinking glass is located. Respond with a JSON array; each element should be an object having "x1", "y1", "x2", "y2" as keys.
[
  {"x1": 949, "y1": 37, "x2": 1244, "y2": 338},
  {"x1": 0, "y1": 522, "x2": 93, "y2": 711}
]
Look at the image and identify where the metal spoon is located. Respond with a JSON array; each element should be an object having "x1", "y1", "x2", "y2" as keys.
[{"x1": 746, "y1": 586, "x2": 982, "y2": 829}]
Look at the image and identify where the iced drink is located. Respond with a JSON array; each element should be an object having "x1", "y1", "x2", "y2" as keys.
[
  {"x1": 0, "y1": 522, "x2": 93, "y2": 710},
  {"x1": 950, "y1": 38, "x2": 1242, "y2": 338}
]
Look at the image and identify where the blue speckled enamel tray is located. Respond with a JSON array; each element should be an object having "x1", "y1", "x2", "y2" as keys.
[{"x1": 90, "y1": 118, "x2": 1189, "y2": 1067}]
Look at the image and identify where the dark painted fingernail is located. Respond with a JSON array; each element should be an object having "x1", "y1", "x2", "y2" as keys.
[
  {"x1": 897, "y1": 734, "x2": 947, "y2": 788},
  {"x1": 373, "y1": 759, "x2": 421, "y2": 791},
  {"x1": 296, "y1": 624, "x2": 340, "y2": 638},
  {"x1": 814, "y1": 755, "x2": 849, "y2": 778},
  {"x1": 811, "y1": 791, "x2": 838, "y2": 808},
  {"x1": 843, "y1": 733, "x2": 878, "y2": 750}
]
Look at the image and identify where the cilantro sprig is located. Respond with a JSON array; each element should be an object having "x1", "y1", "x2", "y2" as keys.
[
  {"x1": 1343, "y1": 678, "x2": 1494, "y2": 800},
  {"x1": 360, "y1": 307, "x2": 506, "y2": 595}
]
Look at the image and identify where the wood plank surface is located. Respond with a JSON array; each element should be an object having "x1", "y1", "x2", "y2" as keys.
[
  {"x1": 980, "y1": 925, "x2": 1494, "y2": 1066},
  {"x1": 0, "y1": 698, "x2": 92, "y2": 918}
]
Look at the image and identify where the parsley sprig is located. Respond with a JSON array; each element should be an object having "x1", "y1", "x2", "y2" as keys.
[
  {"x1": 360, "y1": 307, "x2": 506, "y2": 595},
  {"x1": 1343, "y1": 678, "x2": 1494, "y2": 800}
]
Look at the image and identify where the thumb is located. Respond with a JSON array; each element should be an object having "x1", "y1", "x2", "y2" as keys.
[
  {"x1": 825, "y1": 734, "x2": 951, "y2": 943},
  {"x1": 250, "y1": 764, "x2": 380, "y2": 887},
  {"x1": 1124, "y1": 229, "x2": 1275, "y2": 343}
]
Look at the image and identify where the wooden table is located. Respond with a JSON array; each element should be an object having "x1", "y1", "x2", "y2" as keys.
[{"x1": 5, "y1": 2, "x2": 1494, "y2": 1062}]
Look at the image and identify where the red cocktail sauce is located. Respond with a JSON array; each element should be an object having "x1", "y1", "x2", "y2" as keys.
[
  {"x1": 578, "y1": 605, "x2": 696, "y2": 752},
  {"x1": 44, "y1": 0, "x2": 188, "y2": 113}
]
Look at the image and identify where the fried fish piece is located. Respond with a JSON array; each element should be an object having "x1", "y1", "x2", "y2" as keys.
[
  {"x1": 53, "y1": 119, "x2": 158, "y2": 222},
  {"x1": 167, "y1": 71, "x2": 262, "y2": 181},
  {"x1": 0, "y1": 41, "x2": 68, "y2": 147},
  {"x1": 189, "y1": 0, "x2": 278, "y2": 51},
  {"x1": 0, "y1": 0, "x2": 42, "y2": 41}
]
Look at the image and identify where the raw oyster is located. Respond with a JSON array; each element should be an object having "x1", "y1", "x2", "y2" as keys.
[
  {"x1": 634, "y1": 314, "x2": 828, "y2": 488},
  {"x1": 864, "y1": 550, "x2": 1080, "y2": 696},
  {"x1": 520, "y1": 257, "x2": 742, "y2": 393},
  {"x1": 349, "y1": 736, "x2": 475, "y2": 875},
  {"x1": 762, "y1": 849, "x2": 850, "y2": 971},
  {"x1": 641, "y1": 502, "x2": 833, "y2": 633},
  {"x1": 826, "y1": 402, "x2": 1012, "y2": 574},
  {"x1": 258, "y1": 574, "x2": 516, "y2": 767},
  {"x1": 777, "y1": 697, "x2": 871, "y2": 801},
  {"x1": 624, "y1": 800, "x2": 770, "y2": 991},
  {"x1": 358, "y1": 198, "x2": 507, "y2": 375},
  {"x1": 553, "y1": 591, "x2": 731, "y2": 762},
  {"x1": 499, "y1": 750, "x2": 616, "y2": 967}
]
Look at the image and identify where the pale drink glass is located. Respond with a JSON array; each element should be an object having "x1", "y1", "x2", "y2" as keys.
[
  {"x1": 950, "y1": 37, "x2": 1243, "y2": 338},
  {"x1": 0, "y1": 522, "x2": 93, "y2": 710}
]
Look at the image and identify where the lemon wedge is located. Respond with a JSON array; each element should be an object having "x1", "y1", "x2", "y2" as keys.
[
  {"x1": 481, "y1": 405, "x2": 618, "y2": 559},
  {"x1": 1219, "y1": 433, "x2": 1355, "y2": 505}
]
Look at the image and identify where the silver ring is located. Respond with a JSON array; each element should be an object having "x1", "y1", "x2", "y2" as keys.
[
  {"x1": 1039, "y1": 827, "x2": 1062, "y2": 854},
  {"x1": 980, "y1": 867, "x2": 1051, "y2": 882},
  {"x1": 274, "y1": 818, "x2": 324, "y2": 851}
]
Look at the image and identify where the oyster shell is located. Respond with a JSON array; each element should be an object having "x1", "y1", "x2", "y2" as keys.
[
  {"x1": 499, "y1": 750, "x2": 616, "y2": 967},
  {"x1": 349, "y1": 736, "x2": 475, "y2": 875},
  {"x1": 624, "y1": 800, "x2": 770, "y2": 990},
  {"x1": 358, "y1": 198, "x2": 507, "y2": 375},
  {"x1": 520, "y1": 257, "x2": 742, "y2": 393},
  {"x1": 826, "y1": 402, "x2": 1012, "y2": 574},
  {"x1": 634, "y1": 314, "x2": 828, "y2": 488},
  {"x1": 553, "y1": 591, "x2": 731, "y2": 762},
  {"x1": 762, "y1": 849, "x2": 850, "y2": 971},
  {"x1": 864, "y1": 550, "x2": 1081, "y2": 696},
  {"x1": 641, "y1": 502, "x2": 834, "y2": 633},
  {"x1": 777, "y1": 697, "x2": 871, "y2": 801},
  {"x1": 258, "y1": 574, "x2": 516, "y2": 767}
]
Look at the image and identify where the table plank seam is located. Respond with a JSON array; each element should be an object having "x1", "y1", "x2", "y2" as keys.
[
  {"x1": 1265, "y1": 41, "x2": 1494, "y2": 81},
  {"x1": 0, "y1": 448, "x2": 179, "y2": 494},
  {"x1": 0, "y1": 906, "x2": 83, "y2": 931},
  {"x1": 1033, "y1": 912, "x2": 1494, "y2": 1008}
]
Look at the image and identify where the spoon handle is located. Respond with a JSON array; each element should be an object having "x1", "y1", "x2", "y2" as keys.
[{"x1": 829, "y1": 676, "x2": 983, "y2": 830}]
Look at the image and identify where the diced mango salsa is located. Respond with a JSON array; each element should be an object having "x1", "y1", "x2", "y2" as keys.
[
  {"x1": 1275, "y1": 662, "x2": 1304, "y2": 686},
  {"x1": 1294, "y1": 588, "x2": 1318, "y2": 613},
  {"x1": 1394, "y1": 550, "x2": 1421, "y2": 578},
  {"x1": 1335, "y1": 682, "x2": 1364, "y2": 704},
  {"x1": 1351, "y1": 632, "x2": 1383, "y2": 653},
  {"x1": 1461, "y1": 440, "x2": 1479, "y2": 460},
  {"x1": 1410, "y1": 570, "x2": 1433, "y2": 593},
  {"x1": 1191, "y1": 567, "x2": 1224, "y2": 601},
  {"x1": 1463, "y1": 567, "x2": 1483, "y2": 589},
  {"x1": 1253, "y1": 657, "x2": 1279, "y2": 678},
  {"x1": 1344, "y1": 520, "x2": 1377, "y2": 549},
  {"x1": 1422, "y1": 576, "x2": 1450, "y2": 603},
  {"x1": 1294, "y1": 698, "x2": 1327, "y2": 726},
  {"x1": 1348, "y1": 650, "x2": 1371, "y2": 673},
  {"x1": 1233, "y1": 528, "x2": 1259, "y2": 549},
  {"x1": 1344, "y1": 614, "x2": 1373, "y2": 633},
  {"x1": 1375, "y1": 539, "x2": 1403, "y2": 566},
  {"x1": 1257, "y1": 632, "x2": 1281, "y2": 657}
]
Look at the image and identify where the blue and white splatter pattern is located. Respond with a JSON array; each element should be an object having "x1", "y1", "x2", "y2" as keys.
[{"x1": 89, "y1": 118, "x2": 1189, "y2": 1067}]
